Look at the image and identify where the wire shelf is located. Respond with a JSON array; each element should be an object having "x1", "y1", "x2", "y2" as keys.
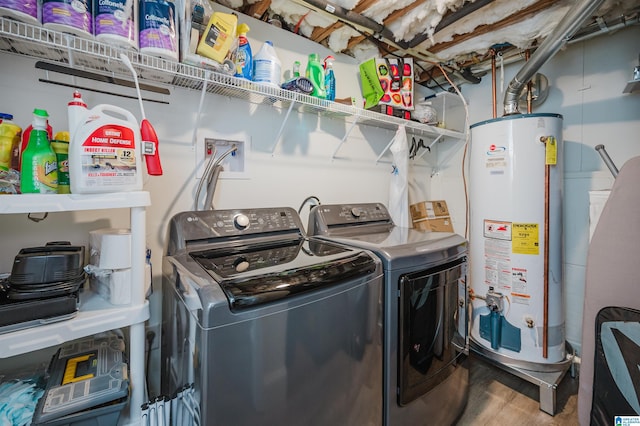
[{"x1": 0, "y1": 17, "x2": 466, "y2": 140}]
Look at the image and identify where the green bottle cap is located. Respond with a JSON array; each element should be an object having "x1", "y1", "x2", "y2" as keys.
[{"x1": 33, "y1": 108, "x2": 49, "y2": 119}]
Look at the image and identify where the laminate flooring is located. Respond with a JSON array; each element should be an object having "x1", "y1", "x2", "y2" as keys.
[{"x1": 455, "y1": 354, "x2": 579, "y2": 425}]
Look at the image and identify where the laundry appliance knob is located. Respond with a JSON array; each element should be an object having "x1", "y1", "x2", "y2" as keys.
[{"x1": 234, "y1": 214, "x2": 250, "y2": 230}]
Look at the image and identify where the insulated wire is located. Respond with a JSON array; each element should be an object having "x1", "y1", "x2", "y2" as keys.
[
  {"x1": 424, "y1": 61, "x2": 471, "y2": 239},
  {"x1": 297, "y1": 195, "x2": 321, "y2": 213}
]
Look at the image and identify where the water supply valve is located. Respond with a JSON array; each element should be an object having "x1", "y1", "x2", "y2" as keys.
[
  {"x1": 478, "y1": 287, "x2": 522, "y2": 353},
  {"x1": 485, "y1": 288, "x2": 504, "y2": 313}
]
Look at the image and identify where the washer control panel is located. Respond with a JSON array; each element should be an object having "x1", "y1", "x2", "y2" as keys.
[{"x1": 168, "y1": 208, "x2": 304, "y2": 253}]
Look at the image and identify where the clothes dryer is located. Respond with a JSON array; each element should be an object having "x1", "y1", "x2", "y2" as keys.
[
  {"x1": 161, "y1": 207, "x2": 383, "y2": 426},
  {"x1": 308, "y1": 202, "x2": 469, "y2": 426}
]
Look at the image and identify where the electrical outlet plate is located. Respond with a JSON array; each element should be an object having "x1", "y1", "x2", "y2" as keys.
[{"x1": 196, "y1": 131, "x2": 250, "y2": 179}]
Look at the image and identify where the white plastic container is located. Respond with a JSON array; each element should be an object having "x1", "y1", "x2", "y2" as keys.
[
  {"x1": 90, "y1": 228, "x2": 132, "y2": 269},
  {"x1": 253, "y1": 40, "x2": 281, "y2": 88},
  {"x1": 69, "y1": 104, "x2": 143, "y2": 193}
]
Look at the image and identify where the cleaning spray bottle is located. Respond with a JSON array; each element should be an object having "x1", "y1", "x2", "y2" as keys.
[
  {"x1": 305, "y1": 53, "x2": 326, "y2": 99},
  {"x1": 20, "y1": 109, "x2": 58, "y2": 194},
  {"x1": 20, "y1": 111, "x2": 53, "y2": 168},
  {"x1": 234, "y1": 23, "x2": 252, "y2": 80},
  {"x1": 323, "y1": 55, "x2": 336, "y2": 101},
  {"x1": 67, "y1": 90, "x2": 87, "y2": 140}
]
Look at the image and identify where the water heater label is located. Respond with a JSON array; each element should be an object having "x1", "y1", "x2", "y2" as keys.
[
  {"x1": 483, "y1": 220, "x2": 512, "y2": 289},
  {"x1": 545, "y1": 136, "x2": 557, "y2": 165},
  {"x1": 512, "y1": 223, "x2": 539, "y2": 255},
  {"x1": 511, "y1": 267, "x2": 530, "y2": 304},
  {"x1": 484, "y1": 220, "x2": 511, "y2": 240},
  {"x1": 485, "y1": 144, "x2": 507, "y2": 174}
]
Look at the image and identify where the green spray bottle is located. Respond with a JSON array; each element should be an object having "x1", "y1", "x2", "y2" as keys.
[{"x1": 20, "y1": 109, "x2": 58, "y2": 194}]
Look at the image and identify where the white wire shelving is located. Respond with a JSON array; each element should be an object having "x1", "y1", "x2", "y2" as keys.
[{"x1": 0, "y1": 16, "x2": 466, "y2": 141}]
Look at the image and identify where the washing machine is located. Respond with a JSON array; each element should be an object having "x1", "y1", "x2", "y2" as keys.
[
  {"x1": 308, "y1": 202, "x2": 469, "y2": 426},
  {"x1": 160, "y1": 207, "x2": 383, "y2": 426}
]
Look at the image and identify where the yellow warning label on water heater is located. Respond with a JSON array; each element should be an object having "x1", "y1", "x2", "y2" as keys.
[
  {"x1": 512, "y1": 223, "x2": 539, "y2": 255},
  {"x1": 545, "y1": 137, "x2": 557, "y2": 165}
]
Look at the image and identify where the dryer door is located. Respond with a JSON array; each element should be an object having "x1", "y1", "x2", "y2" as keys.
[{"x1": 398, "y1": 257, "x2": 466, "y2": 406}]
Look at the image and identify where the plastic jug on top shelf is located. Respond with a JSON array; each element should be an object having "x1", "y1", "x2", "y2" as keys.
[
  {"x1": 253, "y1": 40, "x2": 281, "y2": 88},
  {"x1": 306, "y1": 53, "x2": 326, "y2": 99}
]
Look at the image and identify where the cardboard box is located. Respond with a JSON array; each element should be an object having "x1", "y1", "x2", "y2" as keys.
[
  {"x1": 410, "y1": 200, "x2": 454, "y2": 232},
  {"x1": 413, "y1": 217, "x2": 454, "y2": 232},
  {"x1": 410, "y1": 200, "x2": 450, "y2": 221}
]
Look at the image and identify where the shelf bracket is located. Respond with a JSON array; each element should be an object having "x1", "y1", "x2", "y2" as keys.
[
  {"x1": 271, "y1": 96, "x2": 298, "y2": 155},
  {"x1": 331, "y1": 110, "x2": 362, "y2": 160},
  {"x1": 375, "y1": 125, "x2": 406, "y2": 164}
]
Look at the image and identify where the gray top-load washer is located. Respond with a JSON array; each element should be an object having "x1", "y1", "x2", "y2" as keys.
[
  {"x1": 161, "y1": 207, "x2": 384, "y2": 426},
  {"x1": 308, "y1": 202, "x2": 469, "y2": 426}
]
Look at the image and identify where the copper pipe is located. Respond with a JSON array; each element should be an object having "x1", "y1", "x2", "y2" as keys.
[
  {"x1": 491, "y1": 49, "x2": 497, "y2": 118},
  {"x1": 541, "y1": 136, "x2": 550, "y2": 358},
  {"x1": 525, "y1": 50, "x2": 533, "y2": 113}
]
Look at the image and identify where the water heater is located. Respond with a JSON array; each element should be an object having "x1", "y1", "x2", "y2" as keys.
[{"x1": 469, "y1": 113, "x2": 565, "y2": 366}]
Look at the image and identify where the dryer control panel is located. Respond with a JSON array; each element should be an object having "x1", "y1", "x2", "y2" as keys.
[{"x1": 308, "y1": 203, "x2": 393, "y2": 235}]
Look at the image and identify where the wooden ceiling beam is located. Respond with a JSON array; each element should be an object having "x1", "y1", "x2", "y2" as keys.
[
  {"x1": 382, "y1": 0, "x2": 424, "y2": 25},
  {"x1": 311, "y1": 0, "x2": 378, "y2": 42},
  {"x1": 428, "y1": 0, "x2": 558, "y2": 53},
  {"x1": 246, "y1": 0, "x2": 271, "y2": 19}
]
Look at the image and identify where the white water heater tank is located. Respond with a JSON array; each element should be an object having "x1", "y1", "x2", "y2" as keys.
[{"x1": 469, "y1": 113, "x2": 565, "y2": 365}]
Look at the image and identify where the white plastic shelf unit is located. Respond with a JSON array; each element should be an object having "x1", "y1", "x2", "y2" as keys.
[
  {"x1": 0, "y1": 191, "x2": 151, "y2": 425},
  {"x1": 0, "y1": 17, "x2": 466, "y2": 143}
]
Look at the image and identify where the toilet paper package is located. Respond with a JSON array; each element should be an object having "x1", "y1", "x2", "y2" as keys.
[
  {"x1": 89, "y1": 263, "x2": 151, "y2": 305},
  {"x1": 42, "y1": 0, "x2": 93, "y2": 38}
]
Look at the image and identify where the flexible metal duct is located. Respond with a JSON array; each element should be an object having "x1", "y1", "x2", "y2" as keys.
[{"x1": 503, "y1": 0, "x2": 606, "y2": 115}]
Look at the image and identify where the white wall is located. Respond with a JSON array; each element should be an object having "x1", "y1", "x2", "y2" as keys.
[{"x1": 437, "y1": 24, "x2": 640, "y2": 354}]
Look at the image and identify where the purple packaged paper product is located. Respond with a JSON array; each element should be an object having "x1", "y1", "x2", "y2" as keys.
[
  {"x1": 0, "y1": 0, "x2": 39, "y2": 25},
  {"x1": 139, "y1": 0, "x2": 177, "y2": 60},
  {"x1": 95, "y1": 0, "x2": 136, "y2": 48},
  {"x1": 42, "y1": 0, "x2": 92, "y2": 38}
]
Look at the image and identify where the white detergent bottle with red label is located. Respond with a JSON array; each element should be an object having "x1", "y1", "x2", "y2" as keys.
[{"x1": 69, "y1": 104, "x2": 143, "y2": 193}]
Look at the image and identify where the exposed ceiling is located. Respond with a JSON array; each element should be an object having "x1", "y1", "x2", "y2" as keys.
[{"x1": 213, "y1": 0, "x2": 640, "y2": 90}]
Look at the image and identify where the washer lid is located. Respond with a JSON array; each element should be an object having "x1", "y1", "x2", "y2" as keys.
[{"x1": 190, "y1": 238, "x2": 379, "y2": 311}]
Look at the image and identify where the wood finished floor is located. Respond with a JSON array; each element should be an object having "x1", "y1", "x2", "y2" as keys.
[{"x1": 455, "y1": 354, "x2": 579, "y2": 425}]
